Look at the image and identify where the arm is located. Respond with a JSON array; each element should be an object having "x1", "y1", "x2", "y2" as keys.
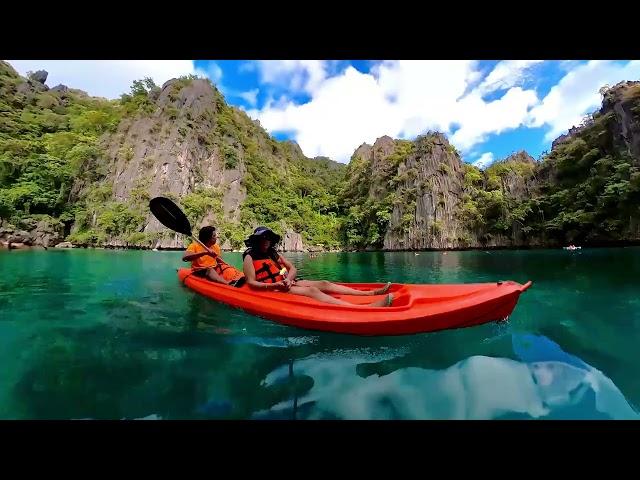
[
  {"x1": 243, "y1": 255, "x2": 286, "y2": 291},
  {"x1": 182, "y1": 243, "x2": 217, "y2": 263},
  {"x1": 278, "y1": 254, "x2": 297, "y2": 283},
  {"x1": 182, "y1": 250, "x2": 213, "y2": 262}
]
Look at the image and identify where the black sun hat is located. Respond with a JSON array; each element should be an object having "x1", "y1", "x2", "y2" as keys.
[{"x1": 244, "y1": 226, "x2": 281, "y2": 247}]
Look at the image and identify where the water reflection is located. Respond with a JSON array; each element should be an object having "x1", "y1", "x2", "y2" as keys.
[
  {"x1": 3, "y1": 249, "x2": 639, "y2": 420},
  {"x1": 253, "y1": 334, "x2": 638, "y2": 420}
]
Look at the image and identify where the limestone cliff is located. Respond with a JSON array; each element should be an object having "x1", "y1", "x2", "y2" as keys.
[{"x1": 67, "y1": 76, "x2": 345, "y2": 251}]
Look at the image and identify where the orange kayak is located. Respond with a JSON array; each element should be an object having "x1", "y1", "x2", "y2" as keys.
[{"x1": 177, "y1": 268, "x2": 532, "y2": 336}]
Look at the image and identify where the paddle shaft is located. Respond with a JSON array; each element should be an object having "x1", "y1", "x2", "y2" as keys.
[
  {"x1": 148, "y1": 197, "x2": 218, "y2": 257},
  {"x1": 191, "y1": 235, "x2": 216, "y2": 256}
]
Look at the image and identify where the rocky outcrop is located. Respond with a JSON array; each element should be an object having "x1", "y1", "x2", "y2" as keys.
[
  {"x1": 552, "y1": 126, "x2": 584, "y2": 150},
  {"x1": 70, "y1": 78, "x2": 249, "y2": 249},
  {"x1": 0, "y1": 227, "x2": 32, "y2": 244},
  {"x1": 1, "y1": 218, "x2": 65, "y2": 249},
  {"x1": 67, "y1": 77, "x2": 315, "y2": 251},
  {"x1": 54, "y1": 241, "x2": 74, "y2": 248},
  {"x1": 32, "y1": 219, "x2": 64, "y2": 248},
  {"x1": 552, "y1": 81, "x2": 640, "y2": 165},
  {"x1": 281, "y1": 229, "x2": 305, "y2": 252},
  {"x1": 493, "y1": 151, "x2": 536, "y2": 200},
  {"x1": 28, "y1": 70, "x2": 48, "y2": 84},
  {"x1": 383, "y1": 134, "x2": 466, "y2": 250},
  {"x1": 105, "y1": 79, "x2": 240, "y2": 204},
  {"x1": 342, "y1": 134, "x2": 544, "y2": 250},
  {"x1": 50, "y1": 84, "x2": 69, "y2": 93},
  {"x1": 602, "y1": 81, "x2": 640, "y2": 165},
  {"x1": 0, "y1": 226, "x2": 35, "y2": 249}
]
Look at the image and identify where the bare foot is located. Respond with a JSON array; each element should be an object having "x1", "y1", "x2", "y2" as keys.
[
  {"x1": 372, "y1": 282, "x2": 392, "y2": 295},
  {"x1": 369, "y1": 293, "x2": 394, "y2": 307}
]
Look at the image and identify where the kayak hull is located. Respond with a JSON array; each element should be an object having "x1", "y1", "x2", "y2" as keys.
[{"x1": 177, "y1": 268, "x2": 532, "y2": 336}]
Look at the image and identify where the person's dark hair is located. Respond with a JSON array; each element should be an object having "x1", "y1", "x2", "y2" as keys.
[{"x1": 198, "y1": 226, "x2": 216, "y2": 243}]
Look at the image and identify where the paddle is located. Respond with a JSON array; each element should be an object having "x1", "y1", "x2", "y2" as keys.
[{"x1": 148, "y1": 196, "x2": 215, "y2": 255}]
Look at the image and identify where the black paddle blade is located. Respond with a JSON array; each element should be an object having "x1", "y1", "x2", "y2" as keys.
[{"x1": 149, "y1": 197, "x2": 192, "y2": 236}]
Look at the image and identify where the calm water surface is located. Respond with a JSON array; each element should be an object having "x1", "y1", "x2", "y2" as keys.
[{"x1": 1, "y1": 247, "x2": 638, "y2": 419}]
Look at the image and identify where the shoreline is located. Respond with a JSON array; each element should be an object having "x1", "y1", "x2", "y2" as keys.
[{"x1": 4, "y1": 240, "x2": 640, "y2": 253}]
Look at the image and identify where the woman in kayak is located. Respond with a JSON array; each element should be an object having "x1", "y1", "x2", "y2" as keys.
[
  {"x1": 242, "y1": 226, "x2": 393, "y2": 307},
  {"x1": 182, "y1": 226, "x2": 246, "y2": 287}
]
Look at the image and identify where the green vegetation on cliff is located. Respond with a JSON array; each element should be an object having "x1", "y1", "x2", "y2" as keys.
[
  {"x1": 457, "y1": 85, "x2": 640, "y2": 246},
  {"x1": 0, "y1": 62, "x2": 121, "y2": 233},
  {"x1": 1, "y1": 61, "x2": 346, "y2": 249},
  {"x1": 339, "y1": 140, "x2": 415, "y2": 248},
  {"x1": 201, "y1": 98, "x2": 346, "y2": 249},
  {"x1": 460, "y1": 156, "x2": 536, "y2": 241},
  {"x1": 337, "y1": 82, "x2": 640, "y2": 249},
  {"x1": 2, "y1": 59, "x2": 639, "y2": 250},
  {"x1": 523, "y1": 105, "x2": 640, "y2": 243}
]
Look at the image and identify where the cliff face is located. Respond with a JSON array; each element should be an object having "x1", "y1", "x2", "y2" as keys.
[
  {"x1": 602, "y1": 81, "x2": 640, "y2": 164},
  {"x1": 553, "y1": 81, "x2": 640, "y2": 164},
  {"x1": 383, "y1": 134, "x2": 466, "y2": 250},
  {"x1": 109, "y1": 79, "x2": 245, "y2": 216},
  {"x1": 340, "y1": 79, "x2": 640, "y2": 250},
  {"x1": 530, "y1": 80, "x2": 640, "y2": 244},
  {"x1": 341, "y1": 136, "x2": 539, "y2": 250},
  {"x1": 66, "y1": 76, "x2": 345, "y2": 251},
  {"x1": 2, "y1": 59, "x2": 639, "y2": 252},
  {"x1": 83, "y1": 78, "x2": 247, "y2": 249}
]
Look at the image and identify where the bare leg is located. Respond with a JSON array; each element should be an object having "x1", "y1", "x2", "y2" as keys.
[
  {"x1": 289, "y1": 285, "x2": 393, "y2": 307},
  {"x1": 295, "y1": 279, "x2": 391, "y2": 296},
  {"x1": 205, "y1": 268, "x2": 229, "y2": 285}
]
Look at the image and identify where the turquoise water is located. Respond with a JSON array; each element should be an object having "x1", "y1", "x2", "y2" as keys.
[{"x1": 1, "y1": 247, "x2": 639, "y2": 420}]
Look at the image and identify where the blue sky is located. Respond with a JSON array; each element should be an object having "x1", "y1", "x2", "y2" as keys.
[{"x1": 8, "y1": 59, "x2": 640, "y2": 167}]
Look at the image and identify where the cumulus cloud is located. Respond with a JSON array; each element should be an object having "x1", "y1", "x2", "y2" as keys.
[
  {"x1": 476, "y1": 60, "x2": 544, "y2": 94},
  {"x1": 251, "y1": 60, "x2": 329, "y2": 94},
  {"x1": 195, "y1": 61, "x2": 223, "y2": 85},
  {"x1": 238, "y1": 88, "x2": 259, "y2": 106},
  {"x1": 472, "y1": 152, "x2": 495, "y2": 169},
  {"x1": 10, "y1": 59, "x2": 638, "y2": 164},
  {"x1": 6, "y1": 60, "x2": 198, "y2": 99},
  {"x1": 529, "y1": 60, "x2": 640, "y2": 141},
  {"x1": 250, "y1": 60, "x2": 540, "y2": 162},
  {"x1": 450, "y1": 87, "x2": 539, "y2": 150}
]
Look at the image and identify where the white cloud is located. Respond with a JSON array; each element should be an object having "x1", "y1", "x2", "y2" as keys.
[
  {"x1": 476, "y1": 60, "x2": 543, "y2": 94},
  {"x1": 249, "y1": 66, "x2": 395, "y2": 159},
  {"x1": 195, "y1": 61, "x2": 223, "y2": 85},
  {"x1": 252, "y1": 60, "x2": 329, "y2": 94},
  {"x1": 238, "y1": 88, "x2": 259, "y2": 106},
  {"x1": 472, "y1": 152, "x2": 495, "y2": 169},
  {"x1": 6, "y1": 60, "x2": 198, "y2": 99},
  {"x1": 529, "y1": 60, "x2": 640, "y2": 141},
  {"x1": 558, "y1": 60, "x2": 582, "y2": 72},
  {"x1": 450, "y1": 87, "x2": 539, "y2": 150},
  {"x1": 250, "y1": 60, "x2": 540, "y2": 162},
  {"x1": 238, "y1": 61, "x2": 256, "y2": 73}
]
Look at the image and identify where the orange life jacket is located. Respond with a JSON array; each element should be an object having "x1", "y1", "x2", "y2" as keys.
[
  {"x1": 252, "y1": 257, "x2": 287, "y2": 283},
  {"x1": 188, "y1": 242, "x2": 243, "y2": 282},
  {"x1": 213, "y1": 259, "x2": 245, "y2": 282}
]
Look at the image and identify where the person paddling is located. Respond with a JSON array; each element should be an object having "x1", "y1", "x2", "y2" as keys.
[{"x1": 182, "y1": 226, "x2": 245, "y2": 287}]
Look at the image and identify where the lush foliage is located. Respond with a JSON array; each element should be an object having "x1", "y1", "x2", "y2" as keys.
[
  {"x1": 0, "y1": 61, "x2": 122, "y2": 231},
  {"x1": 521, "y1": 109, "x2": 640, "y2": 243},
  {"x1": 3, "y1": 59, "x2": 639, "y2": 250},
  {"x1": 207, "y1": 101, "x2": 347, "y2": 249},
  {"x1": 338, "y1": 140, "x2": 415, "y2": 248}
]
